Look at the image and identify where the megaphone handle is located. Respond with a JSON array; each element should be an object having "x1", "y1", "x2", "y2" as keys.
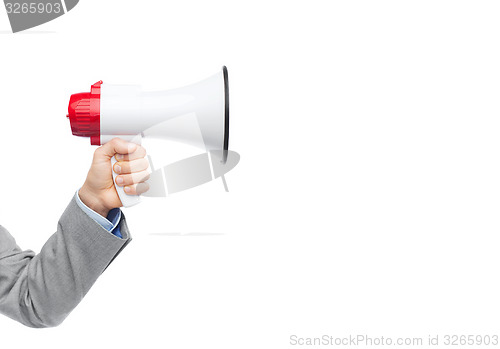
[{"x1": 111, "y1": 155, "x2": 142, "y2": 208}]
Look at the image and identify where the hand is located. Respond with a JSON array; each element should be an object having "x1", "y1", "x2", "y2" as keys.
[{"x1": 79, "y1": 138, "x2": 150, "y2": 217}]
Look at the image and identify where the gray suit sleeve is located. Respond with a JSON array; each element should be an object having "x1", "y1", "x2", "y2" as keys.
[{"x1": 0, "y1": 196, "x2": 132, "y2": 328}]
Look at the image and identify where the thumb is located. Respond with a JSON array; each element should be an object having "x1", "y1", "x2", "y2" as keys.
[{"x1": 98, "y1": 138, "x2": 137, "y2": 159}]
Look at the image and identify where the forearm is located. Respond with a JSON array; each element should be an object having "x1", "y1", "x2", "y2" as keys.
[{"x1": 0, "y1": 196, "x2": 131, "y2": 328}]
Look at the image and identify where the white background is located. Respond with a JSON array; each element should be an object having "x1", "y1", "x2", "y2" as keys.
[{"x1": 1, "y1": 0, "x2": 500, "y2": 348}]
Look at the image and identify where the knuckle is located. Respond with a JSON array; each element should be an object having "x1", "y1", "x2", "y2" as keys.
[
  {"x1": 122, "y1": 174, "x2": 132, "y2": 185},
  {"x1": 137, "y1": 182, "x2": 150, "y2": 194},
  {"x1": 109, "y1": 138, "x2": 119, "y2": 147},
  {"x1": 140, "y1": 158, "x2": 149, "y2": 168},
  {"x1": 131, "y1": 171, "x2": 149, "y2": 183},
  {"x1": 139, "y1": 172, "x2": 151, "y2": 182},
  {"x1": 122, "y1": 163, "x2": 131, "y2": 173}
]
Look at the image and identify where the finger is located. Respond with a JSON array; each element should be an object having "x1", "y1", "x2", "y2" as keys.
[
  {"x1": 113, "y1": 158, "x2": 149, "y2": 174},
  {"x1": 115, "y1": 170, "x2": 150, "y2": 186},
  {"x1": 115, "y1": 145, "x2": 147, "y2": 161},
  {"x1": 97, "y1": 138, "x2": 137, "y2": 158},
  {"x1": 124, "y1": 182, "x2": 150, "y2": 195}
]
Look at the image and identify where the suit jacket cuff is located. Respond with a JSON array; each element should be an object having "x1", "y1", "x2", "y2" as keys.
[{"x1": 59, "y1": 196, "x2": 132, "y2": 273}]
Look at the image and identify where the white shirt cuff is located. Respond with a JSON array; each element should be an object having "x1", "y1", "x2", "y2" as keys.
[{"x1": 74, "y1": 190, "x2": 122, "y2": 232}]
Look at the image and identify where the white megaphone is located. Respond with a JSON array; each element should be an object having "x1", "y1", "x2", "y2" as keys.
[{"x1": 67, "y1": 66, "x2": 230, "y2": 207}]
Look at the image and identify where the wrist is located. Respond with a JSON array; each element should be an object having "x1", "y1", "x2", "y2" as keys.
[{"x1": 79, "y1": 185, "x2": 110, "y2": 218}]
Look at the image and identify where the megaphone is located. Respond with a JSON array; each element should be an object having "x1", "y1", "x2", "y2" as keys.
[{"x1": 67, "y1": 66, "x2": 230, "y2": 207}]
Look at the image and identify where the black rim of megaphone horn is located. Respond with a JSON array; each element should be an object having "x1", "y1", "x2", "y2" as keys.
[{"x1": 223, "y1": 65, "x2": 229, "y2": 164}]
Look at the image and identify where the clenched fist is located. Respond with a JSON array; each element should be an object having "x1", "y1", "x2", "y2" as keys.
[{"x1": 79, "y1": 138, "x2": 150, "y2": 217}]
